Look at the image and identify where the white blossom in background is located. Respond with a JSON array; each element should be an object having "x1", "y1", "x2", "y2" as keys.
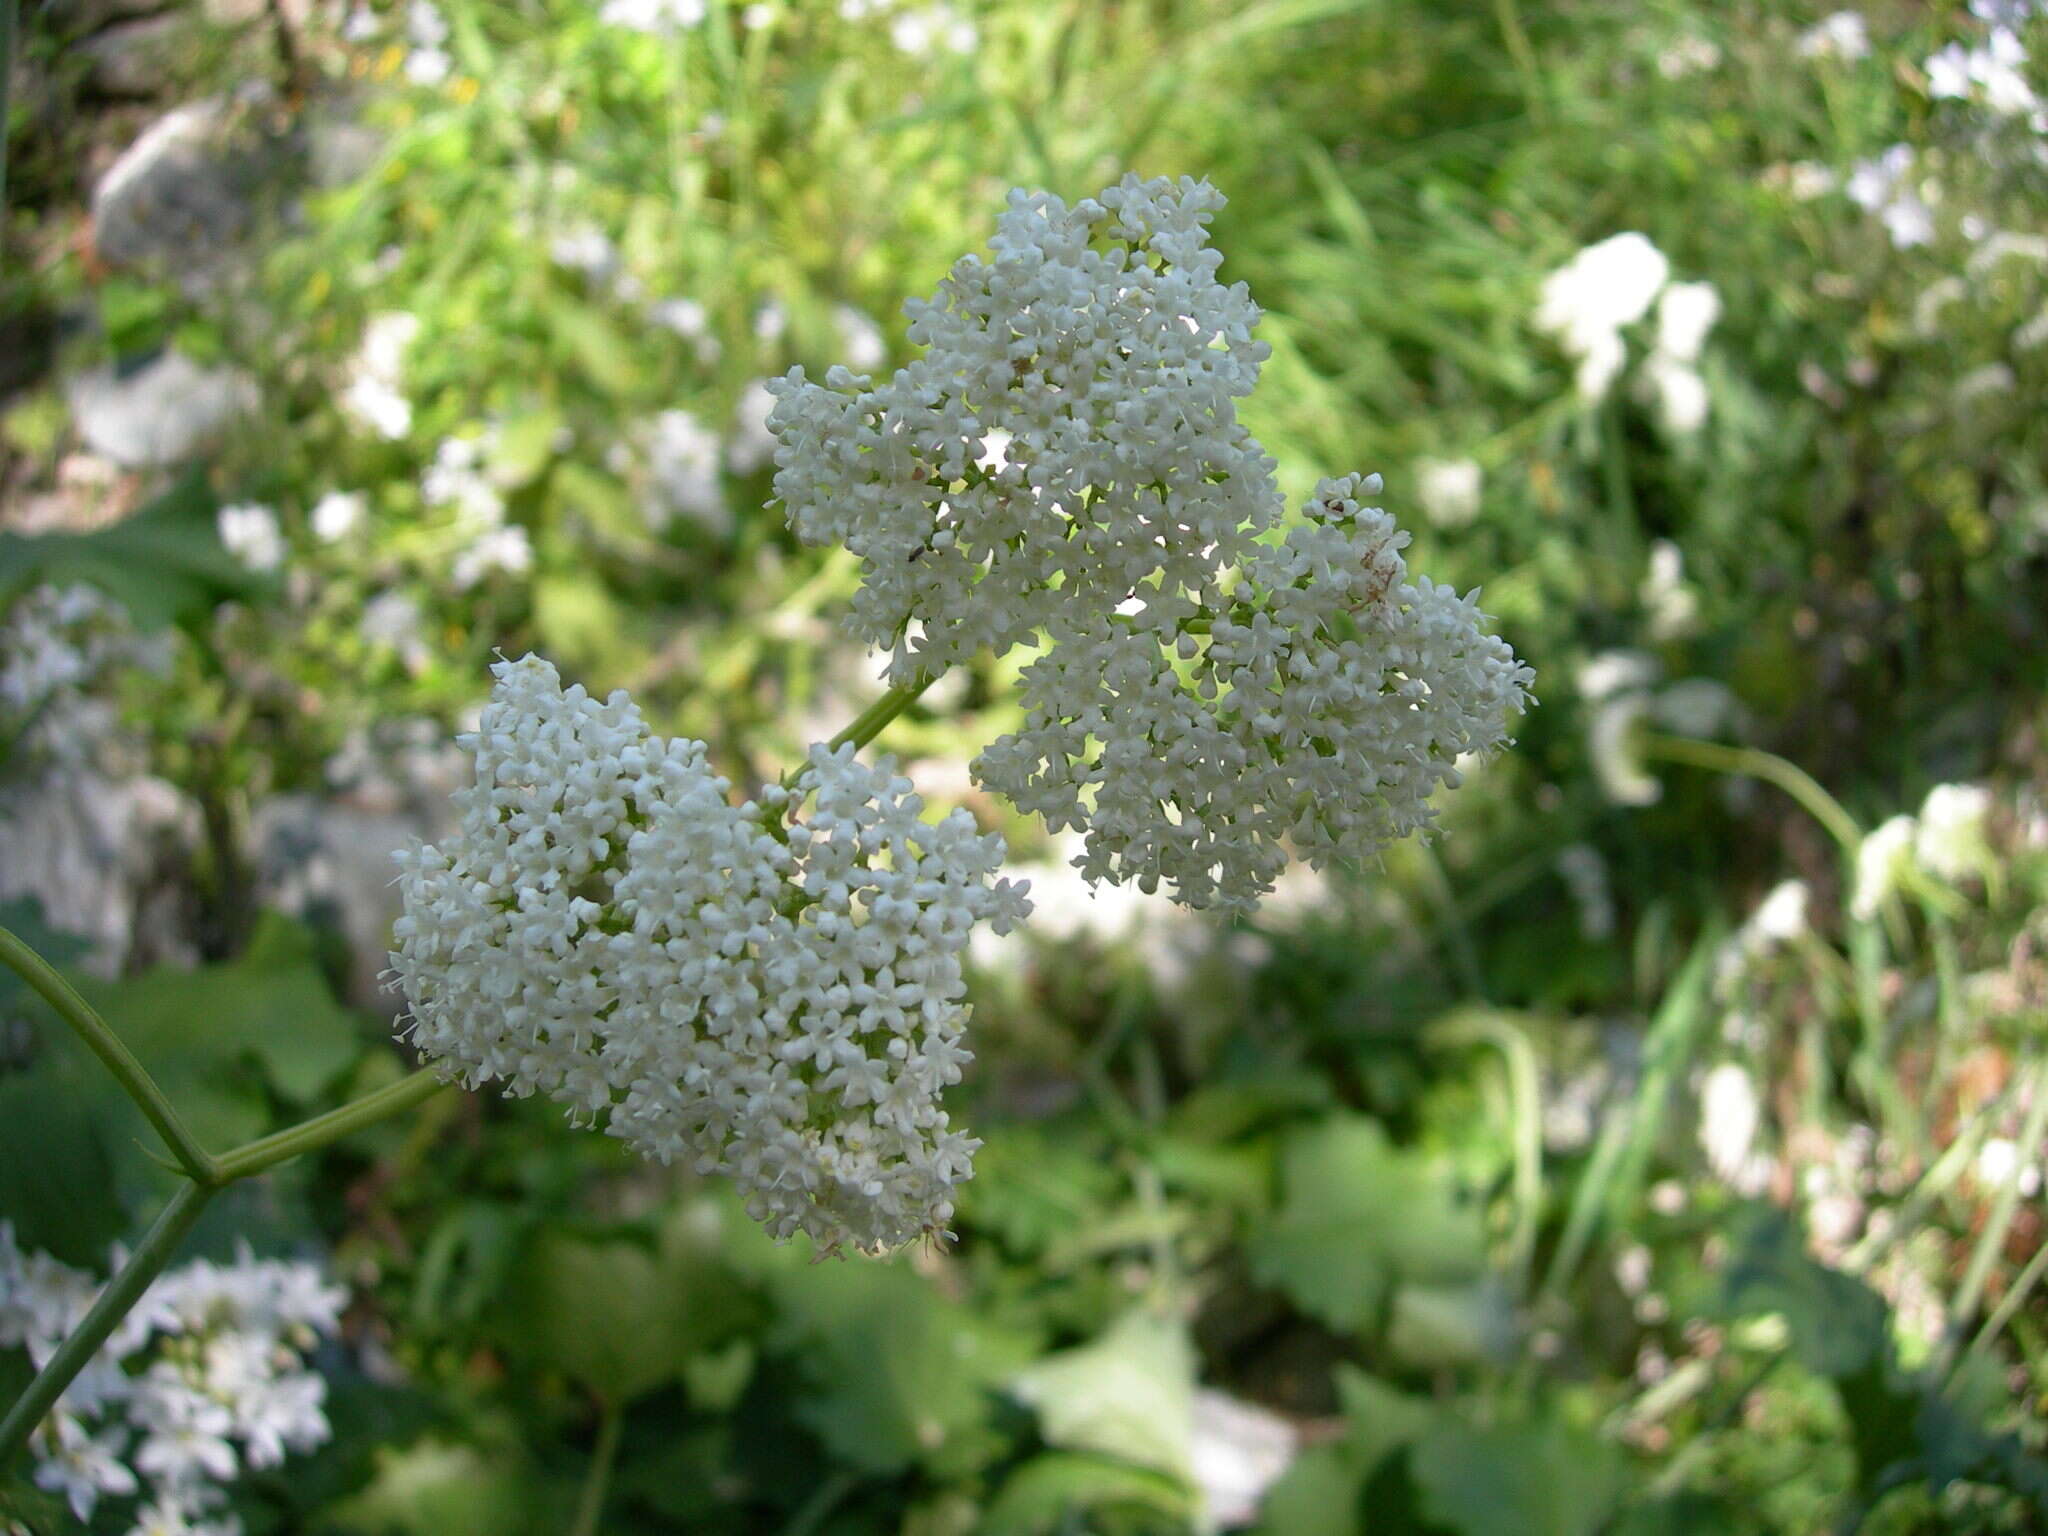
[
  {"x1": 389, "y1": 655, "x2": 1030, "y2": 1252},
  {"x1": 752, "y1": 300, "x2": 788, "y2": 343},
  {"x1": 1640, "y1": 539, "x2": 1701, "y2": 640},
  {"x1": 1699, "y1": 1062, "x2": 1771, "y2": 1194},
  {"x1": 1635, "y1": 279, "x2": 1720, "y2": 435},
  {"x1": 1847, "y1": 146, "x2": 1936, "y2": 249},
  {"x1": 420, "y1": 434, "x2": 503, "y2": 525},
  {"x1": 1414, "y1": 456, "x2": 1484, "y2": 528},
  {"x1": 769, "y1": 176, "x2": 1531, "y2": 911},
  {"x1": 0, "y1": 584, "x2": 170, "y2": 766},
  {"x1": 832, "y1": 304, "x2": 888, "y2": 372},
  {"x1": 549, "y1": 224, "x2": 620, "y2": 283},
  {"x1": 889, "y1": 3, "x2": 977, "y2": 55},
  {"x1": 449, "y1": 525, "x2": 532, "y2": 591},
  {"x1": 1915, "y1": 781, "x2": 1993, "y2": 883},
  {"x1": 1798, "y1": 11, "x2": 1870, "y2": 61},
  {"x1": 1655, "y1": 35, "x2": 1721, "y2": 79},
  {"x1": 1189, "y1": 1390, "x2": 1298, "y2": 1529},
  {"x1": 726, "y1": 378, "x2": 778, "y2": 473},
  {"x1": 1850, "y1": 813, "x2": 1918, "y2": 919},
  {"x1": 1535, "y1": 232, "x2": 1669, "y2": 401},
  {"x1": 309, "y1": 491, "x2": 366, "y2": 544},
  {"x1": 402, "y1": 0, "x2": 452, "y2": 84},
  {"x1": 650, "y1": 295, "x2": 723, "y2": 364},
  {"x1": 598, "y1": 0, "x2": 707, "y2": 32},
  {"x1": 0, "y1": 1223, "x2": 342, "y2": 1532},
  {"x1": 1926, "y1": 26, "x2": 2040, "y2": 118},
  {"x1": 360, "y1": 590, "x2": 429, "y2": 671},
  {"x1": 216, "y1": 504, "x2": 284, "y2": 574},
  {"x1": 340, "y1": 311, "x2": 417, "y2": 440},
  {"x1": 641, "y1": 409, "x2": 731, "y2": 535}
]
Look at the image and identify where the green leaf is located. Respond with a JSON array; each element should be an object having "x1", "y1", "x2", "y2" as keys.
[
  {"x1": 1010, "y1": 1310, "x2": 1195, "y2": 1481},
  {"x1": 0, "y1": 470, "x2": 264, "y2": 631},
  {"x1": 1409, "y1": 1419, "x2": 1633, "y2": 1536},
  {"x1": 543, "y1": 298, "x2": 643, "y2": 398},
  {"x1": 1247, "y1": 1114, "x2": 1488, "y2": 1334},
  {"x1": 488, "y1": 408, "x2": 565, "y2": 490},
  {"x1": 980, "y1": 1453, "x2": 1193, "y2": 1536},
  {"x1": 1720, "y1": 1207, "x2": 1887, "y2": 1379},
  {"x1": 1251, "y1": 1368, "x2": 1440, "y2": 1536},
  {"x1": 494, "y1": 1202, "x2": 759, "y2": 1404},
  {"x1": 767, "y1": 1257, "x2": 1035, "y2": 1476}
]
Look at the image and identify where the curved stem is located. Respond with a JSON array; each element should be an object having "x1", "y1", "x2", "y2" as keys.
[
  {"x1": 213, "y1": 1068, "x2": 450, "y2": 1182},
  {"x1": 0, "y1": 924, "x2": 220, "y2": 1185},
  {"x1": 568, "y1": 1397, "x2": 625, "y2": 1536},
  {"x1": 822, "y1": 671, "x2": 939, "y2": 756},
  {"x1": 0, "y1": 1181, "x2": 215, "y2": 1470},
  {"x1": 1426, "y1": 1010, "x2": 1542, "y2": 1296},
  {"x1": 1638, "y1": 734, "x2": 1863, "y2": 856}
]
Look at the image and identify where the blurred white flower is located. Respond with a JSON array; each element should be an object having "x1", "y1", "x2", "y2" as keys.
[
  {"x1": 550, "y1": 224, "x2": 620, "y2": 282},
  {"x1": 450, "y1": 525, "x2": 532, "y2": 590},
  {"x1": 889, "y1": 3, "x2": 976, "y2": 55},
  {"x1": 1850, "y1": 813, "x2": 1917, "y2": 919},
  {"x1": 1639, "y1": 539, "x2": 1700, "y2": 640},
  {"x1": 1749, "y1": 879, "x2": 1810, "y2": 945},
  {"x1": 1977, "y1": 1137, "x2": 2043, "y2": 1197},
  {"x1": 1699, "y1": 1062, "x2": 1770, "y2": 1193},
  {"x1": 309, "y1": 491, "x2": 366, "y2": 544},
  {"x1": 360, "y1": 591, "x2": 428, "y2": 670},
  {"x1": 1190, "y1": 1390, "x2": 1297, "y2": 1530},
  {"x1": 341, "y1": 311, "x2": 418, "y2": 441},
  {"x1": 1414, "y1": 457, "x2": 1484, "y2": 528},
  {"x1": 217, "y1": 504, "x2": 284, "y2": 573},
  {"x1": 1578, "y1": 649, "x2": 1660, "y2": 702},
  {"x1": 1847, "y1": 146, "x2": 1936, "y2": 248},
  {"x1": 1927, "y1": 27, "x2": 2039, "y2": 117},
  {"x1": 403, "y1": 2, "x2": 451, "y2": 84},
  {"x1": 598, "y1": 0, "x2": 706, "y2": 32},
  {"x1": 1915, "y1": 782, "x2": 1993, "y2": 883},
  {"x1": 642, "y1": 409, "x2": 731, "y2": 535},
  {"x1": 833, "y1": 303, "x2": 888, "y2": 372},
  {"x1": 650, "y1": 295, "x2": 724, "y2": 364},
  {"x1": 1798, "y1": 11, "x2": 1870, "y2": 61},
  {"x1": 1654, "y1": 281, "x2": 1721, "y2": 364},
  {"x1": 1589, "y1": 691, "x2": 1660, "y2": 806},
  {"x1": 726, "y1": 378, "x2": 779, "y2": 473},
  {"x1": 1637, "y1": 352, "x2": 1710, "y2": 435},
  {"x1": 1656, "y1": 35, "x2": 1721, "y2": 78},
  {"x1": 1535, "y1": 233, "x2": 1670, "y2": 401},
  {"x1": 1762, "y1": 160, "x2": 1837, "y2": 200}
]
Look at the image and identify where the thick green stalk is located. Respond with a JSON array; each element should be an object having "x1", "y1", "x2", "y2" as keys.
[
  {"x1": 0, "y1": 924, "x2": 219, "y2": 1184},
  {"x1": 1638, "y1": 734, "x2": 1863, "y2": 856},
  {"x1": 213, "y1": 1068, "x2": 449, "y2": 1181},
  {"x1": 0, "y1": 1182, "x2": 215, "y2": 1470},
  {"x1": 823, "y1": 671, "x2": 939, "y2": 755}
]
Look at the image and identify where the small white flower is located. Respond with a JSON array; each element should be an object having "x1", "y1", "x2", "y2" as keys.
[
  {"x1": 32, "y1": 1415, "x2": 137, "y2": 1521},
  {"x1": 1640, "y1": 539, "x2": 1700, "y2": 640},
  {"x1": 1848, "y1": 147, "x2": 1936, "y2": 249},
  {"x1": 833, "y1": 304, "x2": 888, "y2": 372},
  {"x1": 1699, "y1": 1062, "x2": 1769, "y2": 1193},
  {"x1": 599, "y1": 0, "x2": 707, "y2": 31},
  {"x1": 1654, "y1": 281, "x2": 1720, "y2": 364},
  {"x1": 1535, "y1": 233, "x2": 1671, "y2": 402},
  {"x1": 309, "y1": 491, "x2": 366, "y2": 544},
  {"x1": 726, "y1": 378, "x2": 778, "y2": 473},
  {"x1": 641, "y1": 409, "x2": 730, "y2": 535},
  {"x1": 217, "y1": 504, "x2": 284, "y2": 573},
  {"x1": 1414, "y1": 457, "x2": 1484, "y2": 528},
  {"x1": 1915, "y1": 782, "x2": 1993, "y2": 883},
  {"x1": 450, "y1": 525, "x2": 532, "y2": 590},
  {"x1": 1798, "y1": 11, "x2": 1870, "y2": 61},
  {"x1": 1851, "y1": 813, "x2": 1918, "y2": 919}
]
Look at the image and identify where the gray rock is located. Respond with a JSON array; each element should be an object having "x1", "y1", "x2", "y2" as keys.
[
  {"x1": 65, "y1": 347, "x2": 259, "y2": 467},
  {"x1": 91, "y1": 97, "x2": 257, "y2": 276},
  {"x1": 77, "y1": 13, "x2": 189, "y2": 98}
]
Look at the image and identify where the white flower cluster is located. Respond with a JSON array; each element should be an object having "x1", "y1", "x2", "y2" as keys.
[
  {"x1": 389, "y1": 655, "x2": 1030, "y2": 1252},
  {"x1": 767, "y1": 175, "x2": 1531, "y2": 912},
  {"x1": 0, "y1": 1223, "x2": 342, "y2": 1533},
  {"x1": 1847, "y1": 145, "x2": 1937, "y2": 250},
  {"x1": 1533, "y1": 233, "x2": 1721, "y2": 431},
  {"x1": 1850, "y1": 782, "x2": 1996, "y2": 917},
  {"x1": 215, "y1": 504, "x2": 284, "y2": 575}
]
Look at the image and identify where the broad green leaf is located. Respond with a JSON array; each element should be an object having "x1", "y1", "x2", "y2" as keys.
[
  {"x1": 488, "y1": 408, "x2": 565, "y2": 490},
  {"x1": 1409, "y1": 1419, "x2": 1633, "y2": 1536},
  {"x1": 0, "y1": 470, "x2": 264, "y2": 630},
  {"x1": 767, "y1": 1257, "x2": 1034, "y2": 1476},
  {"x1": 981, "y1": 1453, "x2": 1193, "y2": 1536},
  {"x1": 493, "y1": 1200, "x2": 760, "y2": 1403},
  {"x1": 1010, "y1": 1310, "x2": 1195, "y2": 1481},
  {"x1": 1720, "y1": 1207, "x2": 1886, "y2": 1379},
  {"x1": 1247, "y1": 1114, "x2": 1488, "y2": 1334},
  {"x1": 1251, "y1": 1369, "x2": 1438, "y2": 1536}
]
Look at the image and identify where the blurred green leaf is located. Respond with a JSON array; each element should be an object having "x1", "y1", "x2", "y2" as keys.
[
  {"x1": 1247, "y1": 1114, "x2": 1487, "y2": 1334},
  {"x1": 0, "y1": 470, "x2": 263, "y2": 631},
  {"x1": 1010, "y1": 1310, "x2": 1195, "y2": 1481},
  {"x1": 1720, "y1": 1207, "x2": 1886, "y2": 1379},
  {"x1": 1409, "y1": 1418, "x2": 1633, "y2": 1536},
  {"x1": 493, "y1": 1199, "x2": 760, "y2": 1404},
  {"x1": 980, "y1": 1453, "x2": 1193, "y2": 1536},
  {"x1": 767, "y1": 1257, "x2": 1034, "y2": 1477}
]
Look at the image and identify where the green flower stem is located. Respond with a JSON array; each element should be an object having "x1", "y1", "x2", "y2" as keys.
[
  {"x1": 0, "y1": 1181, "x2": 216, "y2": 1471},
  {"x1": 568, "y1": 1398, "x2": 625, "y2": 1536},
  {"x1": 1637, "y1": 734, "x2": 1863, "y2": 856},
  {"x1": 822, "y1": 671, "x2": 939, "y2": 756},
  {"x1": 1425, "y1": 1010, "x2": 1543, "y2": 1295},
  {"x1": 212, "y1": 1067, "x2": 450, "y2": 1181},
  {"x1": 1940, "y1": 1056, "x2": 2048, "y2": 1377},
  {"x1": 0, "y1": 924, "x2": 220, "y2": 1185}
]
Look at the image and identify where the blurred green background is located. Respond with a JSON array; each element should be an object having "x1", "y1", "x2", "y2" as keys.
[{"x1": 3, "y1": 0, "x2": 2048, "y2": 1530}]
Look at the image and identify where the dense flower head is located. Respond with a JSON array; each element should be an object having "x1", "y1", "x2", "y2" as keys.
[
  {"x1": 389, "y1": 655, "x2": 1030, "y2": 1252},
  {"x1": 768, "y1": 175, "x2": 1532, "y2": 912}
]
